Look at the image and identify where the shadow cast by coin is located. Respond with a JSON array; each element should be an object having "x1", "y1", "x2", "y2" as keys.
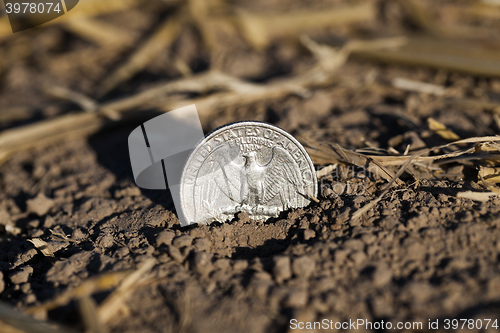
[{"x1": 87, "y1": 118, "x2": 175, "y2": 213}]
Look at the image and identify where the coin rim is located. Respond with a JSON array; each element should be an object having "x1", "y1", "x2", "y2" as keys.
[{"x1": 179, "y1": 121, "x2": 318, "y2": 224}]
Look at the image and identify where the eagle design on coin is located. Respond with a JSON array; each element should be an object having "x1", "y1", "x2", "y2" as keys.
[{"x1": 180, "y1": 122, "x2": 317, "y2": 224}]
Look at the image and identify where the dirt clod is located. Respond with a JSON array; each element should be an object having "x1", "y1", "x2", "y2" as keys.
[
  {"x1": 9, "y1": 266, "x2": 33, "y2": 284},
  {"x1": 172, "y1": 235, "x2": 193, "y2": 248},
  {"x1": 156, "y1": 230, "x2": 175, "y2": 247},
  {"x1": 26, "y1": 193, "x2": 55, "y2": 216}
]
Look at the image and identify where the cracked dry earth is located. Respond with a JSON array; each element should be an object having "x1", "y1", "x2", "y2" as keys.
[{"x1": 2, "y1": 69, "x2": 500, "y2": 333}]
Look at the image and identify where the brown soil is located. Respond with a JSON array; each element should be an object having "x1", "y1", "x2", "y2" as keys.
[{"x1": 2, "y1": 1, "x2": 500, "y2": 332}]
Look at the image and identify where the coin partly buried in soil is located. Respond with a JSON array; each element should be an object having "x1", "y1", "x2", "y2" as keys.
[{"x1": 180, "y1": 121, "x2": 318, "y2": 224}]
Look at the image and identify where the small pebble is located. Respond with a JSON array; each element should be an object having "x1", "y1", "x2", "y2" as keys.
[
  {"x1": 193, "y1": 237, "x2": 211, "y2": 252},
  {"x1": 249, "y1": 258, "x2": 263, "y2": 271},
  {"x1": 167, "y1": 245, "x2": 184, "y2": 262},
  {"x1": 292, "y1": 256, "x2": 315, "y2": 279},
  {"x1": 372, "y1": 264, "x2": 392, "y2": 287},
  {"x1": 72, "y1": 228, "x2": 87, "y2": 240},
  {"x1": 25, "y1": 293, "x2": 37, "y2": 304},
  {"x1": 361, "y1": 233, "x2": 377, "y2": 245},
  {"x1": 253, "y1": 271, "x2": 272, "y2": 281},
  {"x1": 172, "y1": 235, "x2": 193, "y2": 248},
  {"x1": 191, "y1": 251, "x2": 212, "y2": 276},
  {"x1": 21, "y1": 283, "x2": 31, "y2": 293},
  {"x1": 156, "y1": 230, "x2": 175, "y2": 247},
  {"x1": 349, "y1": 251, "x2": 367, "y2": 265},
  {"x1": 114, "y1": 187, "x2": 141, "y2": 198},
  {"x1": 344, "y1": 239, "x2": 364, "y2": 251},
  {"x1": 273, "y1": 256, "x2": 292, "y2": 283},
  {"x1": 97, "y1": 235, "x2": 115, "y2": 249},
  {"x1": 284, "y1": 290, "x2": 308, "y2": 308},
  {"x1": 303, "y1": 229, "x2": 316, "y2": 240},
  {"x1": 213, "y1": 258, "x2": 231, "y2": 270},
  {"x1": 115, "y1": 247, "x2": 129, "y2": 259},
  {"x1": 233, "y1": 260, "x2": 248, "y2": 272}
]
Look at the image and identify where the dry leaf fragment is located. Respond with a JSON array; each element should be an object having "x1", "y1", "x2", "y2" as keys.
[
  {"x1": 78, "y1": 296, "x2": 108, "y2": 333},
  {"x1": 428, "y1": 118, "x2": 460, "y2": 141},
  {"x1": 351, "y1": 154, "x2": 418, "y2": 220},
  {"x1": 99, "y1": 17, "x2": 183, "y2": 95},
  {"x1": 316, "y1": 164, "x2": 337, "y2": 179},
  {"x1": 479, "y1": 166, "x2": 500, "y2": 183},
  {"x1": 475, "y1": 142, "x2": 500, "y2": 153},
  {"x1": 474, "y1": 142, "x2": 500, "y2": 166},
  {"x1": 300, "y1": 135, "x2": 405, "y2": 186},
  {"x1": 28, "y1": 238, "x2": 55, "y2": 257},
  {"x1": 0, "y1": 301, "x2": 76, "y2": 333},
  {"x1": 98, "y1": 259, "x2": 156, "y2": 324},
  {"x1": 457, "y1": 190, "x2": 498, "y2": 202},
  {"x1": 301, "y1": 36, "x2": 407, "y2": 73},
  {"x1": 237, "y1": 3, "x2": 376, "y2": 50},
  {"x1": 64, "y1": 17, "x2": 134, "y2": 49},
  {"x1": 308, "y1": 192, "x2": 320, "y2": 203},
  {"x1": 42, "y1": 85, "x2": 99, "y2": 113},
  {"x1": 392, "y1": 77, "x2": 446, "y2": 95},
  {"x1": 50, "y1": 230, "x2": 77, "y2": 243},
  {"x1": 351, "y1": 37, "x2": 500, "y2": 77},
  {"x1": 26, "y1": 271, "x2": 130, "y2": 315}
]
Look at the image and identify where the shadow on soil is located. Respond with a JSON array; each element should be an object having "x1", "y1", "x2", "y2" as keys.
[{"x1": 87, "y1": 115, "x2": 176, "y2": 212}]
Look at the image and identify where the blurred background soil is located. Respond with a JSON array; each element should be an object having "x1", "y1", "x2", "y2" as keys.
[{"x1": 2, "y1": 0, "x2": 500, "y2": 332}]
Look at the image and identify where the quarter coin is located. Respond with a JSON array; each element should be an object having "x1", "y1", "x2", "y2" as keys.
[{"x1": 180, "y1": 121, "x2": 317, "y2": 224}]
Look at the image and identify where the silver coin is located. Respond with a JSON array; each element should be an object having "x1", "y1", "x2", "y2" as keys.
[{"x1": 180, "y1": 121, "x2": 317, "y2": 225}]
